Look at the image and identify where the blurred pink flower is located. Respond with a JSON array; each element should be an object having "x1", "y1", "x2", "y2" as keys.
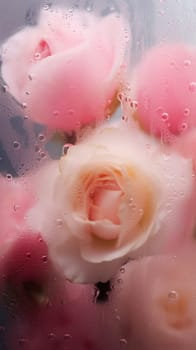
[
  {"x1": 114, "y1": 250, "x2": 196, "y2": 350},
  {"x1": 3, "y1": 243, "x2": 120, "y2": 350},
  {"x1": 27, "y1": 123, "x2": 194, "y2": 283},
  {"x1": 0, "y1": 232, "x2": 51, "y2": 301},
  {"x1": 0, "y1": 177, "x2": 121, "y2": 350},
  {"x1": 1, "y1": 6, "x2": 129, "y2": 131},
  {"x1": 0, "y1": 176, "x2": 34, "y2": 252},
  {"x1": 125, "y1": 44, "x2": 196, "y2": 140}
]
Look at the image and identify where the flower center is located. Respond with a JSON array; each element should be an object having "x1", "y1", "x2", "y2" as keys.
[{"x1": 88, "y1": 179, "x2": 122, "y2": 225}]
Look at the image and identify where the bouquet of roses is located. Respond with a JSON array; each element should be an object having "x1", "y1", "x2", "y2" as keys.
[{"x1": 0, "y1": 4, "x2": 196, "y2": 350}]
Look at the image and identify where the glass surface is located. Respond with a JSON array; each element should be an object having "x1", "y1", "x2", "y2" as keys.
[{"x1": 0, "y1": 1, "x2": 196, "y2": 349}]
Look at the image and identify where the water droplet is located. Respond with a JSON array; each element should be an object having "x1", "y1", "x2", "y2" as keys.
[
  {"x1": 38, "y1": 134, "x2": 45, "y2": 142},
  {"x1": 180, "y1": 122, "x2": 188, "y2": 132},
  {"x1": 42, "y1": 255, "x2": 48, "y2": 263},
  {"x1": 106, "y1": 114, "x2": 111, "y2": 121},
  {"x1": 85, "y1": 0, "x2": 94, "y2": 11},
  {"x1": 64, "y1": 334, "x2": 72, "y2": 341},
  {"x1": 63, "y1": 143, "x2": 73, "y2": 155},
  {"x1": 184, "y1": 108, "x2": 190, "y2": 116},
  {"x1": 6, "y1": 173, "x2": 12, "y2": 181},
  {"x1": 40, "y1": 151, "x2": 46, "y2": 159},
  {"x1": 48, "y1": 332, "x2": 56, "y2": 340},
  {"x1": 2, "y1": 84, "x2": 8, "y2": 93},
  {"x1": 13, "y1": 204, "x2": 20, "y2": 212},
  {"x1": 124, "y1": 30, "x2": 129, "y2": 41},
  {"x1": 18, "y1": 338, "x2": 28, "y2": 346},
  {"x1": 168, "y1": 290, "x2": 178, "y2": 301},
  {"x1": 110, "y1": 4, "x2": 115, "y2": 11},
  {"x1": 25, "y1": 91, "x2": 30, "y2": 95},
  {"x1": 122, "y1": 115, "x2": 128, "y2": 122},
  {"x1": 108, "y1": 99, "x2": 112, "y2": 105},
  {"x1": 120, "y1": 267, "x2": 125, "y2": 274},
  {"x1": 53, "y1": 110, "x2": 60, "y2": 117},
  {"x1": 26, "y1": 252, "x2": 31, "y2": 258},
  {"x1": 34, "y1": 144, "x2": 40, "y2": 153},
  {"x1": 43, "y1": 4, "x2": 50, "y2": 10},
  {"x1": 117, "y1": 92, "x2": 124, "y2": 103},
  {"x1": 22, "y1": 102, "x2": 27, "y2": 109},
  {"x1": 130, "y1": 100, "x2": 138, "y2": 109},
  {"x1": 117, "y1": 278, "x2": 123, "y2": 284},
  {"x1": 34, "y1": 52, "x2": 41, "y2": 60},
  {"x1": 120, "y1": 338, "x2": 128, "y2": 345},
  {"x1": 184, "y1": 59, "x2": 191, "y2": 67},
  {"x1": 158, "y1": 9, "x2": 165, "y2": 15},
  {"x1": 68, "y1": 109, "x2": 75, "y2": 117},
  {"x1": 139, "y1": 208, "x2": 144, "y2": 216},
  {"x1": 75, "y1": 121, "x2": 81, "y2": 129},
  {"x1": 13, "y1": 141, "x2": 20, "y2": 150},
  {"x1": 56, "y1": 218, "x2": 63, "y2": 227},
  {"x1": 28, "y1": 74, "x2": 33, "y2": 81},
  {"x1": 163, "y1": 153, "x2": 170, "y2": 161},
  {"x1": 94, "y1": 288, "x2": 100, "y2": 300},
  {"x1": 170, "y1": 60, "x2": 175, "y2": 67},
  {"x1": 189, "y1": 82, "x2": 196, "y2": 92},
  {"x1": 161, "y1": 112, "x2": 169, "y2": 121}
]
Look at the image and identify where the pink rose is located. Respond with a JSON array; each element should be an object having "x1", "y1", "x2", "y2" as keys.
[
  {"x1": 27, "y1": 123, "x2": 194, "y2": 283},
  {"x1": 1, "y1": 6, "x2": 129, "y2": 131},
  {"x1": 114, "y1": 251, "x2": 196, "y2": 350},
  {"x1": 125, "y1": 44, "x2": 196, "y2": 140}
]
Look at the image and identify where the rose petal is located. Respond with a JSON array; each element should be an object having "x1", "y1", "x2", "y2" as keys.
[{"x1": 89, "y1": 187, "x2": 122, "y2": 224}]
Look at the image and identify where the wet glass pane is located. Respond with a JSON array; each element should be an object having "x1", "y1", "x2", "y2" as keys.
[{"x1": 0, "y1": 1, "x2": 196, "y2": 349}]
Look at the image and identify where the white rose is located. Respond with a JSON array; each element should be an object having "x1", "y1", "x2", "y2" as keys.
[{"x1": 28, "y1": 123, "x2": 194, "y2": 283}]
